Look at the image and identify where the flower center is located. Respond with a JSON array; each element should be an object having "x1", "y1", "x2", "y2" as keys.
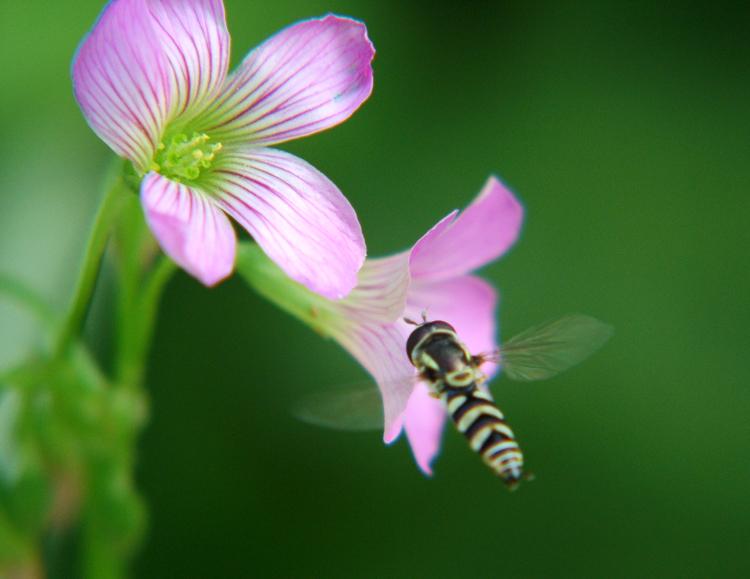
[{"x1": 151, "y1": 132, "x2": 223, "y2": 181}]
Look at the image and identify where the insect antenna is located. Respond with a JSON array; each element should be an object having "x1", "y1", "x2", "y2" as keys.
[{"x1": 403, "y1": 309, "x2": 430, "y2": 326}]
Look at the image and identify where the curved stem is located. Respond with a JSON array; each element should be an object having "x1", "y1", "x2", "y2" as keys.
[
  {"x1": 115, "y1": 256, "x2": 177, "y2": 388},
  {"x1": 54, "y1": 165, "x2": 127, "y2": 359}
]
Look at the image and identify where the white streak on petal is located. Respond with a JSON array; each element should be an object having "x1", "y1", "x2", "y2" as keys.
[
  {"x1": 141, "y1": 172, "x2": 236, "y2": 286},
  {"x1": 197, "y1": 15, "x2": 374, "y2": 145},
  {"x1": 208, "y1": 147, "x2": 365, "y2": 299},
  {"x1": 145, "y1": 0, "x2": 230, "y2": 119},
  {"x1": 72, "y1": 0, "x2": 172, "y2": 172},
  {"x1": 335, "y1": 253, "x2": 410, "y2": 324}
]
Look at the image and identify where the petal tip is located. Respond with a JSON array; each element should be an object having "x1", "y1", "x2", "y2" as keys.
[
  {"x1": 213, "y1": 148, "x2": 366, "y2": 301},
  {"x1": 195, "y1": 262, "x2": 234, "y2": 288},
  {"x1": 484, "y1": 175, "x2": 525, "y2": 218},
  {"x1": 141, "y1": 174, "x2": 237, "y2": 289},
  {"x1": 383, "y1": 424, "x2": 402, "y2": 445},
  {"x1": 207, "y1": 14, "x2": 375, "y2": 145},
  {"x1": 319, "y1": 13, "x2": 376, "y2": 55},
  {"x1": 408, "y1": 176, "x2": 526, "y2": 281},
  {"x1": 417, "y1": 462, "x2": 434, "y2": 477},
  {"x1": 281, "y1": 228, "x2": 364, "y2": 300},
  {"x1": 314, "y1": 245, "x2": 366, "y2": 300},
  {"x1": 317, "y1": 13, "x2": 376, "y2": 106}
]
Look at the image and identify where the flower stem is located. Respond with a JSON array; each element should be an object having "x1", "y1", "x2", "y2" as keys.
[
  {"x1": 115, "y1": 255, "x2": 176, "y2": 388},
  {"x1": 54, "y1": 163, "x2": 128, "y2": 359}
]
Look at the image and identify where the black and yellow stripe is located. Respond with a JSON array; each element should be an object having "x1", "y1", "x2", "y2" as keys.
[
  {"x1": 442, "y1": 385, "x2": 524, "y2": 489},
  {"x1": 405, "y1": 319, "x2": 527, "y2": 488}
]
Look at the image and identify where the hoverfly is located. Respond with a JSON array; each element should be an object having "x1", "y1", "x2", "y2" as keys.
[{"x1": 294, "y1": 314, "x2": 613, "y2": 489}]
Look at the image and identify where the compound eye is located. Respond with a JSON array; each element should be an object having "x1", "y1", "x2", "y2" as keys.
[{"x1": 405, "y1": 320, "x2": 457, "y2": 361}]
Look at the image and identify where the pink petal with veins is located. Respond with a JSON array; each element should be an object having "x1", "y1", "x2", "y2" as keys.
[
  {"x1": 198, "y1": 15, "x2": 375, "y2": 145},
  {"x1": 209, "y1": 146, "x2": 365, "y2": 299},
  {"x1": 409, "y1": 176, "x2": 524, "y2": 283},
  {"x1": 337, "y1": 254, "x2": 411, "y2": 324},
  {"x1": 141, "y1": 172, "x2": 236, "y2": 286},
  {"x1": 72, "y1": 0, "x2": 231, "y2": 171},
  {"x1": 333, "y1": 324, "x2": 415, "y2": 443},
  {"x1": 145, "y1": 0, "x2": 230, "y2": 119},
  {"x1": 72, "y1": 0, "x2": 172, "y2": 171}
]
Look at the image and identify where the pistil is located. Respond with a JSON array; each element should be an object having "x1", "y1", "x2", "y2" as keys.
[{"x1": 151, "y1": 132, "x2": 222, "y2": 182}]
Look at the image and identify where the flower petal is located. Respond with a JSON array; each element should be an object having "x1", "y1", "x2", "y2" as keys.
[
  {"x1": 333, "y1": 324, "x2": 415, "y2": 443},
  {"x1": 409, "y1": 177, "x2": 524, "y2": 282},
  {"x1": 336, "y1": 253, "x2": 410, "y2": 324},
  {"x1": 401, "y1": 275, "x2": 499, "y2": 473},
  {"x1": 235, "y1": 244, "x2": 414, "y2": 440},
  {"x1": 207, "y1": 146, "x2": 365, "y2": 299},
  {"x1": 403, "y1": 382, "x2": 446, "y2": 475},
  {"x1": 141, "y1": 172, "x2": 236, "y2": 286},
  {"x1": 145, "y1": 0, "x2": 230, "y2": 119},
  {"x1": 196, "y1": 15, "x2": 374, "y2": 145},
  {"x1": 406, "y1": 275, "x2": 499, "y2": 367},
  {"x1": 73, "y1": 0, "x2": 172, "y2": 171}
]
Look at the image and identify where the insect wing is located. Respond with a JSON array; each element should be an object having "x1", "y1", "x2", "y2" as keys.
[
  {"x1": 292, "y1": 386, "x2": 385, "y2": 431},
  {"x1": 500, "y1": 314, "x2": 613, "y2": 381}
]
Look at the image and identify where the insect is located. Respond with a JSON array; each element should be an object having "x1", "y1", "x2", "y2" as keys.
[
  {"x1": 294, "y1": 314, "x2": 613, "y2": 489},
  {"x1": 404, "y1": 317, "x2": 527, "y2": 489}
]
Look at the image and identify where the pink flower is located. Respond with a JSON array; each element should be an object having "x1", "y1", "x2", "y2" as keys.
[
  {"x1": 73, "y1": 1, "x2": 374, "y2": 297},
  {"x1": 238, "y1": 176, "x2": 523, "y2": 473}
]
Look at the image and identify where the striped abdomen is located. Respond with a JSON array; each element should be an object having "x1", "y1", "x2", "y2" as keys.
[{"x1": 442, "y1": 384, "x2": 524, "y2": 489}]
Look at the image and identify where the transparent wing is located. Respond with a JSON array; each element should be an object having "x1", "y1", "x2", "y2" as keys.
[
  {"x1": 293, "y1": 314, "x2": 613, "y2": 428},
  {"x1": 499, "y1": 313, "x2": 613, "y2": 381},
  {"x1": 292, "y1": 385, "x2": 387, "y2": 431}
]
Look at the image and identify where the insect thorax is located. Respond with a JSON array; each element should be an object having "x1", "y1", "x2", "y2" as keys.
[{"x1": 408, "y1": 323, "x2": 479, "y2": 390}]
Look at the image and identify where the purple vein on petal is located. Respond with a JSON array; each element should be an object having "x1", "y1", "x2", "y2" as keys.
[
  {"x1": 80, "y1": 51, "x2": 156, "y2": 156},
  {"x1": 208, "y1": 22, "x2": 318, "y2": 127},
  {"x1": 212, "y1": 150, "x2": 360, "y2": 252},
  {"x1": 145, "y1": 0, "x2": 229, "y2": 120},
  {"x1": 221, "y1": 31, "x2": 342, "y2": 129},
  {"x1": 141, "y1": 172, "x2": 235, "y2": 286},
  {"x1": 196, "y1": 15, "x2": 373, "y2": 145},
  {"x1": 235, "y1": 156, "x2": 357, "y2": 244},
  {"x1": 72, "y1": 0, "x2": 173, "y2": 169},
  {"x1": 212, "y1": 172, "x2": 334, "y2": 254}
]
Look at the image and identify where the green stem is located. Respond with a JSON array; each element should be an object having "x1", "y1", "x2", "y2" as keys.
[
  {"x1": 115, "y1": 256, "x2": 176, "y2": 388},
  {"x1": 54, "y1": 165, "x2": 128, "y2": 359}
]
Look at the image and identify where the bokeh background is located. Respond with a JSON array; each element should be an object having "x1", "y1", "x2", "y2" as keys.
[{"x1": 2, "y1": 0, "x2": 749, "y2": 577}]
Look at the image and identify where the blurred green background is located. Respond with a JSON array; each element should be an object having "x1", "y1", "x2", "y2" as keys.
[{"x1": 1, "y1": 0, "x2": 749, "y2": 577}]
